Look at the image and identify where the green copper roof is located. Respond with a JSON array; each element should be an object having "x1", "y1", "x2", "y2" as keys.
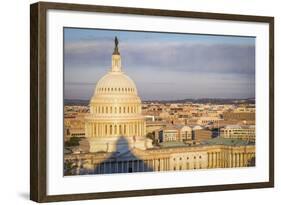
[
  {"x1": 158, "y1": 138, "x2": 253, "y2": 148},
  {"x1": 159, "y1": 141, "x2": 187, "y2": 148},
  {"x1": 200, "y1": 137, "x2": 254, "y2": 146}
]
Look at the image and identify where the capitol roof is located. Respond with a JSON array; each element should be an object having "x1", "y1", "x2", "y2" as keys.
[{"x1": 95, "y1": 72, "x2": 137, "y2": 96}]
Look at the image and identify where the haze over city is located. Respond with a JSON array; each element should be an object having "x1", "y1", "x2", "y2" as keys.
[{"x1": 64, "y1": 28, "x2": 255, "y2": 101}]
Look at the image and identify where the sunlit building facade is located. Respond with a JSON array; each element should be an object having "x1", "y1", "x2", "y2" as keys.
[{"x1": 85, "y1": 37, "x2": 153, "y2": 152}]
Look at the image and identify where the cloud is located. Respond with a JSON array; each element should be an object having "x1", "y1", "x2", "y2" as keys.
[
  {"x1": 64, "y1": 39, "x2": 255, "y2": 75},
  {"x1": 64, "y1": 37, "x2": 255, "y2": 100}
]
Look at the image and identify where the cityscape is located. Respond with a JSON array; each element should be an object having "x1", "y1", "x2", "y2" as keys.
[{"x1": 63, "y1": 29, "x2": 255, "y2": 175}]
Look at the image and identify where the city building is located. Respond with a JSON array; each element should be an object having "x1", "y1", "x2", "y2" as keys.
[
  {"x1": 223, "y1": 111, "x2": 255, "y2": 122},
  {"x1": 193, "y1": 129, "x2": 212, "y2": 141},
  {"x1": 220, "y1": 125, "x2": 255, "y2": 141}
]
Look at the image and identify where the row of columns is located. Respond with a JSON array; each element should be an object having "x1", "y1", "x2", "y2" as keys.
[
  {"x1": 86, "y1": 121, "x2": 145, "y2": 137},
  {"x1": 91, "y1": 158, "x2": 170, "y2": 174},
  {"x1": 92, "y1": 105, "x2": 141, "y2": 115},
  {"x1": 208, "y1": 152, "x2": 255, "y2": 168}
]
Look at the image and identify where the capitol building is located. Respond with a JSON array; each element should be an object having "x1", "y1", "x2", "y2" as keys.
[
  {"x1": 85, "y1": 37, "x2": 153, "y2": 153},
  {"x1": 64, "y1": 37, "x2": 255, "y2": 175}
]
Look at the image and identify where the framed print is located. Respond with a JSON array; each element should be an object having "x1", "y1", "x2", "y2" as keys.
[{"x1": 30, "y1": 1, "x2": 274, "y2": 202}]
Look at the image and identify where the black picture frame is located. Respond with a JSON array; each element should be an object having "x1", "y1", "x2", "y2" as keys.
[{"x1": 30, "y1": 1, "x2": 274, "y2": 202}]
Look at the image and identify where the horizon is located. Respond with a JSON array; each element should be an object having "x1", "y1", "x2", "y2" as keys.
[
  {"x1": 64, "y1": 28, "x2": 255, "y2": 100},
  {"x1": 64, "y1": 97, "x2": 256, "y2": 102}
]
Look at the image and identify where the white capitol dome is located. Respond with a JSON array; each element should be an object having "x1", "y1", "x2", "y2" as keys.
[
  {"x1": 85, "y1": 37, "x2": 153, "y2": 153},
  {"x1": 94, "y1": 71, "x2": 137, "y2": 95}
]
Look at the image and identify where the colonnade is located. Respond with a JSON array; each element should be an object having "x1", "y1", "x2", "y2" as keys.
[
  {"x1": 208, "y1": 151, "x2": 255, "y2": 168},
  {"x1": 91, "y1": 157, "x2": 170, "y2": 174},
  {"x1": 91, "y1": 104, "x2": 141, "y2": 115},
  {"x1": 85, "y1": 120, "x2": 145, "y2": 137}
]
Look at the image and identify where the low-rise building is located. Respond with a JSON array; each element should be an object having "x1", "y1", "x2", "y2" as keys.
[
  {"x1": 193, "y1": 129, "x2": 212, "y2": 141},
  {"x1": 220, "y1": 125, "x2": 255, "y2": 141}
]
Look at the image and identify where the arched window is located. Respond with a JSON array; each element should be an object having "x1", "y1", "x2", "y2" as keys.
[
  {"x1": 127, "y1": 107, "x2": 129, "y2": 113},
  {"x1": 110, "y1": 107, "x2": 112, "y2": 113},
  {"x1": 119, "y1": 107, "x2": 121, "y2": 113},
  {"x1": 114, "y1": 125, "x2": 117, "y2": 135},
  {"x1": 102, "y1": 107, "x2": 104, "y2": 113},
  {"x1": 123, "y1": 107, "x2": 126, "y2": 113},
  {"x1": 115, "y1": 107, "x2": 117, "y2": 113},
  {"x1": 105, "y1": 125, "x2": 107, "y2": 135},
  {"x1": 124, "y1": 125, "x2": 126, "y2": 134},
  {"x1": 106, "y1": 107, "x2": 108, "y2": 113},
  {"x1": 119, "y1": 125, "x2": 122, "y2": 134}
]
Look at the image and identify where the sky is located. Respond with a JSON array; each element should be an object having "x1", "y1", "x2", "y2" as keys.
[{"x1": 64, "y1": 27, "x2": 255, "y2": 101}]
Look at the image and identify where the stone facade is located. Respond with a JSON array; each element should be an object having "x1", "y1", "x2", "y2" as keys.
[{"x1": 64, "y1": 144, "x2": 255, "y2": 175}]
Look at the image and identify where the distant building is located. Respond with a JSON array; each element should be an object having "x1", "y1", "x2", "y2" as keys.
[
  {"x1": 159, "y1": 126, "x2": 179, "y2": 142},
  {"x1": 196, "y1": 116, "x2": 222, "y2": 126},
  {"x1": 158, "y1": 125, "x2": 192, "y2": 143},
  {"x1": 64, "y1": 113, "x2": 87, "y2": 139},
  {"x1": 146, "y1": 121, "x2": 167, "y2": 135},
  {"x1": 223, "y1": 111, "x2": 255, "y2": 122},
  {"x1": 220, "y1": 125, "x2": 255, "y2": 141},
  {"x1": 179, "y1": 125, "x2": 193, "y2": 141},
  {"x1": 193, "y1": 129, "x2": 212, "y2": 141}
]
